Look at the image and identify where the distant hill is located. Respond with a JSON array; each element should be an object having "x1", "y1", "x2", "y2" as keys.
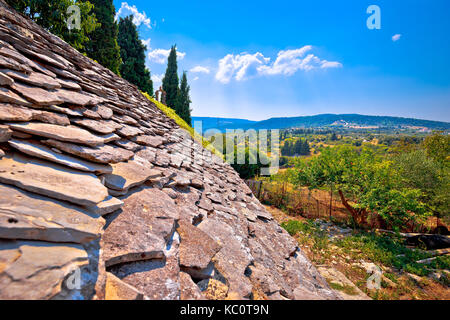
[
  {"x1": 191, "y1": 117, "x2": 257, "y2": 132},
  {"x1": 193, "y1": 114, "x2": 450, "y2": 132}
]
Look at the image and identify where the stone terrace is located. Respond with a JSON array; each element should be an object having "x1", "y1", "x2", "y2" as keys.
[{"x1": 0, "y1": 1, "x2": 338, "y2": 300}]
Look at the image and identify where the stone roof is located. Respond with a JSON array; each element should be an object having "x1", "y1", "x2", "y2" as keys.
[{"x1": 0, "y1": 1, "x2": 338, "y2": 300}]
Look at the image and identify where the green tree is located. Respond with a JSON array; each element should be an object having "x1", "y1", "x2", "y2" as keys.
[
  {"x1": 174, "y1": 71, "x2": 192, "y2": 125},
  {"x1": 117, "y1": 15, "x2": 153, "y2": 95},
  {"x1": 6, "y1": 0, "x2": 100, "y2": 52},
  {"x1": 83, "y1": 0, "x2": 121, "y2": 74},
  {"x1": 162, "y1": 45, "x2": 179, "y2": 109},
  {"x1": 291, "y1": 146, "x2": 429, "y2": 229}
]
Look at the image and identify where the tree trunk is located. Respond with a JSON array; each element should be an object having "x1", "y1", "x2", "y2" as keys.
[{"x1": 329, "y1": 186, "x2": 333, "y2": 219}]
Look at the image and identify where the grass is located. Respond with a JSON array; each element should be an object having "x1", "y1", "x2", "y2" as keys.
[
  {"x1": 281, "y1": 219, "x2": 449, "y2": 277},
  {"x1": 328, "y1": 282, "x2": 358, "y2": 296},
  {"x1": 141, "y1": 92, "x2": 223, "y2": 159}
]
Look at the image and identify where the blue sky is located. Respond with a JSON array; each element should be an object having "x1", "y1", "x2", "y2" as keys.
[{"x1": 114, "y1": 0, "x2": 450, "y2": 122}]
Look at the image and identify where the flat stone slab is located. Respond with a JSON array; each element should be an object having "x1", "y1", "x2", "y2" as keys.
[
  {"x1": 0, "y1": 69, "x2": 61, "y2": 89},
  {"x1": 0, "y1": 153, "x2": 108, "y2": 206},
  {"x1": 104, "y1": 272, "x2": 144, "y2": 300},
  {"x1": 0, "y1": 87, "x2": 32, "y2": 106},
  {"x1": 8, "y1": 122, "x2": 107, "y2": 146},
  {"x1": 108, "y1": 230, "x2": 180, "y2": 300},
  {"x1": 11, "y1": 82, "x2": 63, "y2": 105},
  {"x1": 86, "y1": 195, "x2": 124, "y2": 216},
  {"x1": 71, "y1": 119, "x2": 120, "y2": 135},
  {"x1": 0, "y1": 124, "x2": 12, "y2": 142},
  {"x1": 177, "y1": 220, "x2": 221, "y2": 270},
  {"x1": 103, "y1": 157, "x2": 161, "y2": 192},
  {"x1": 0, "y1": 184, "x2": 104, "y2": 243},
  {"x1": 93, "y1": 105, "x2": 113, "y2": 119},
  {"x1": 116, "y1": 124, "x2": 143, "y2": 138},
  {"x1": 102, "y1": 187, "x2": 179, "y2": 267},
  {"x1": 53, "y1": 88, "x2": 97, "y2": 106},
  {"x1": 32, "y1": 110, "x2": 70, "y2": 126},
  {"x1": 8, "y1": 139, "x2": 112, "y2": 174},
  {"x1": 0, "y1": 240, "x2": 88, "y2": 299},
  {"x1": 180, "y1": 271, "x2": 205, "y2": 300},
  {"x1": 44, "y1": 139, "x2": 134, "y2": 164},
  {"x1": 131, "y1": 135, "x2": 164, "y2": 147},
  {"x1": 0, "y1": 103, "x2": 33, "y2": 121}
]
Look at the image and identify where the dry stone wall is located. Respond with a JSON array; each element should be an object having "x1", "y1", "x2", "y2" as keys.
[{"x1": 0, "y1": 1, "x2": 338, "y2": 300}]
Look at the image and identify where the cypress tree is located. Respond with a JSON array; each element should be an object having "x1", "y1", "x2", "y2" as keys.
[
  {"x1": 83, "y1": 0, "x2": 122, "y2": 75},
  {"x1": 118, "y1": 15, "x2": 153, "y2": 95},
  {"x1": 162, "y1": 45, "x2": 179, "y2": 109},
  {"x1": 175, "y1": 71, "x2": 192, "y2": 125}
]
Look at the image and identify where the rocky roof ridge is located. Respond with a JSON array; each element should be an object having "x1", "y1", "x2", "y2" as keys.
[{"x1": 0, "y1": 1, "x2": 338, "y2": 300}]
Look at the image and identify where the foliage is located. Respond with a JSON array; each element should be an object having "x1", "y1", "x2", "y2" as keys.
[
  {"x1": 141, "y1": 92, "x2": 222, "y2": 158},
  {"x1": 83, "y1": 0, "x2": 122, "y2": 74},
  {"x1": 423, "y1": 131, "x2": 450, "y2": 166},
  {"x1": 162, "y1": 45, "x2": 179, "y2": 109},
  {"x1": 281, "y1": 138, "x2": 310, "y2": 156},
  {"x1": 6, "y1": 0, "x2": 100, "y2": 51},
  {"x1": 174, "y1": 71, "x2": 192, "y2": 125},
  {"x1": 290, "y1": 146, "x2": 430, "y2": 229},
  {"x1": 118, "y1": 15, "x2": 153, "y2": 95}
]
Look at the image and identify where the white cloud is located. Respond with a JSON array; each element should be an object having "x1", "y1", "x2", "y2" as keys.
[
  {"x1": 215, "y1": 46, "x2": 342, "y2": 83},
  {"x1": 190, "y1": 66, "x2": 210, "y2": 74},
  {"x1": 148, "y1": 48, "x2": 186, "y2": 64},
  {"x1": 115, "y1": 2, "x2": 151, "y2": 28},
  {"x1": 392, "y1": 34, "x2": 402, "y2": 42},
  {"x1": 193, "y1": 76, "x2": 199, "y2": 81},
  {"x1": 215, "y1": 52, "x2": 270, "y2": 83},
  {"x1": 141, "y1": 38, "x2": 151, "y2": 50},
  {"x1": 151, "y1": 73, "x2": 164, "y2": 87}
]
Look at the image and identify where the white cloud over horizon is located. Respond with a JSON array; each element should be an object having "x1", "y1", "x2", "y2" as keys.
[
  {"x1": 215, "y1": 46, "x2": 342, "y2": 84},
  {"x1": 115, "y1": 2, "x2": 152, "y2": 28},
  {"x1": 190, "y1": 66, "x2": 210, "y2": 74},
  {"x1": 148, "y1": 48, "x2": 186, "y2": 64},
  {"x1": 392, "y1": 34, "x2": 402, "y2": 42}
]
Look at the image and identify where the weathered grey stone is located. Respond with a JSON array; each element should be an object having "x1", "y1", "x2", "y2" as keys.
[
  {"x1": 131, "y1": 135, "x2": 164, "y2": 147},
  {"x1": 104, "y1": 272, "x2": 144, "y2": 300},
  {"x1": 103, "y1": 157, "x2": 161, "y2": 192},
  {"x1": 179, "y1": 271, "x2": 205, "y2": 300},
  {"x1": 0, "y1": 55, "x2": 32, "y2": 74},
  {"x1": 0, "y1": 86, "x2": 31, "y2": 106},
  {"x1": 0, "y1": 240, "x2": 89, "y2": 299},
  {"x1": 71, "y1": 118, "x2": 119, "y2": 135},
  {"x1": 108, "y1": 231, "x2": 180, "y2": 300},
  {"x1": 8, "y1": 139, "x2": 112, "y2": 174},
  {"x1": 0, "y1": 183, "x2": 104, "y2": 243},
  {"x1": 102, "y1": 187, "x2": 179, "y2": 267},
  {"x1": 114, "y1": 139, "x2": 141, "y2": 151},
  {"x1": 0, "y1": 103, "x2": 33, "y2": 121},
  {"x1": 198, "y1": 217, "x2": 254, "y2": 299},
  {"x1": 0, "y1": 124, "x2": 12, "y2": 142},
  {"x1": 0, "y1": 69, "x2": 61, "y2": 89},
  {"x1": 116, "y1": 125, "x2": 143, "y2": 138},
  {"x1": 9, "y1": 122, "x2": 106, "y2": 146},
  {"x1": 177, "y1": 220, "x2": 221, "y2": 271},
  {"x1": 56, "y1": 78, "x2": 81, "y2": 91},
  {"x1": 0, "y1": 70, "x2": 13, "y2": 85},
  {"x1": 54, "y1": 88, "x2": 98, "y2": 106},
  {"x1": 11, "y1": 82, "x2": 63, "y2": 105},
  {"x1": 0, "y1": 153, "x2": 108, "y2": 206},
  {"x1": 44, "y1": 139, "x2": 134, "y2": 164},
  {"x1": 85, "y1": 196, "x2": 124, "y2": 216},
  {"x1": 32, "y1": 110, "x2": 70, "y2": 126},
  {"x1": 93, "y1": 105, "x2": 113, "y2": 119}
]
